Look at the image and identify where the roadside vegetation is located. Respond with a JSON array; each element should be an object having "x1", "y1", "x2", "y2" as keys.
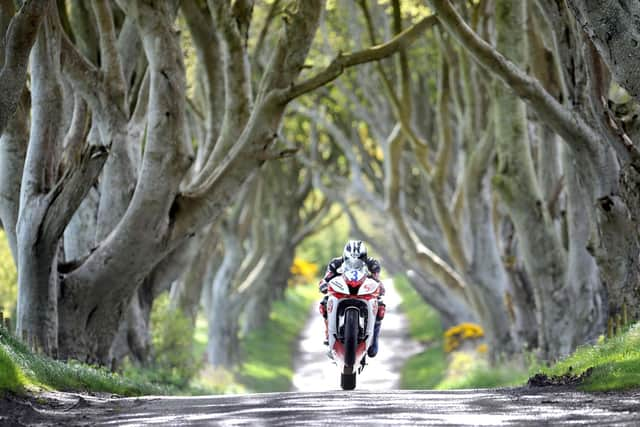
[
  {"x1": 0, "y1": 220, "x2": 329, "y2": 396},
  {"x1": 396, "y1": 275, "x2": 530, "y2": 390},
  {"x1": 539, "y1": 323, "x2": 640, "y2": 391},
  {"x1": 0, "y1": 326, "x2": 165, "y2": 396},
  {"x1": 398, "y1": 275, "x2": 640, "y2": 392},
  {"x1": 238, "y1": 284, "x2": 317, "y2": 392},
  {"x1": 0, "y1": 282, "x2": 317, "y2": 397},
  {"x1": 189, "y1": 283, "x2": 317, "y2": 394}
]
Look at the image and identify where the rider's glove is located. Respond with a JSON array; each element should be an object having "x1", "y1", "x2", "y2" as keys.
[{"x1": 319, "y1": 280, "x2": 328, "y2": 294}]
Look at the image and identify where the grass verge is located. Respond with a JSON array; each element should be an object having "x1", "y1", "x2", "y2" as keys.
[
  {"x1": 395, "y1": 275, "x2": 529, "y2": 390},
  {"x1": 539, "y1": 323, "x2": 640, "y2": 391},
  {"x1": 0, "y1": 327, "x2": 166, "y2": 396},
  {"x1": 394, "y1": 275, "x2": 447, "y2": 388},
  {"x1": 436, "y1": 351, "x2": 529, "y2": 389},
  {"x1": 237, "y1": 284, "x2": 317, "y2": 393}
]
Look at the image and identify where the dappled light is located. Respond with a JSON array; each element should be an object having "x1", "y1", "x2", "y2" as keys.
[{"x1": 2, "y1": 0, "x2": 640, "y2": 424}]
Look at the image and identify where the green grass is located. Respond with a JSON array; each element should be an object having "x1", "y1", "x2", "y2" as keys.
[
  {"x1": 237, "y1": 284, "x2": 317, "y2": 392},
  {"x1": 436, "y1": 354, "x2": 530, "y2": 389},
  {"x1": 394, "y1": 275, "x2": 442, "y2": 343},
  {"x1": 193, "y1": 314, "x2": 208, "y2": 362},
  {"x1": 395, "y1": 275, "x2": 529, "y2": 390},
  {"x1": 0, "y1": 327, "x2": 167, "y2": 396},
  {"x1": 401, "y1": 342, "x2": 447, "y2": 389},
  {"x1": 541, "y1": 323, "x2": 640, "y2": 391},
  {"x1": 394, "y1": 275, "x2": 447, "y2": 389}
]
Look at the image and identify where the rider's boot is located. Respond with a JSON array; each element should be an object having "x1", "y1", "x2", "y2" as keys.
[
  {"x1": 367, "y1": 320, "x2": 381, "y2": 357},
  {"x1": 323, "y1": 318, "x2": 329, "y2": 346}
]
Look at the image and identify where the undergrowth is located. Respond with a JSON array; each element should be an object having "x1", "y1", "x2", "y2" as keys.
[
  {"x1": 395, "y1": 275, "x2": 529, "y2": 390},
  {"x1": 0, "y1": 327, "x2": 166, "y2": 396},
  {"x1": 238, "y1": 284, "x2": 317, "y2": 392},
  {"x1": 540, "y1": 323, "x2": 640, "y2": 391}
]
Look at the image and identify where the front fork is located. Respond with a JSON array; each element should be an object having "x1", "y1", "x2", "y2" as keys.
[{"x1": 326, "y1": 297, "x2": 377, "y2": 351}]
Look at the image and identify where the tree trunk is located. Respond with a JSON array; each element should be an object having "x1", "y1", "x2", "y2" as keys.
[
  {"x1": 465, "y1": 136, "x2": 520, "y2": 357},
  {"x1": 406, "y1": 270, "x2": 474, "y2": 330},
  {"x1": 562, "y1": 146, "x2": 606, "y2": 344},
  {"x1": 493, "y1": 1, "x2": 573, "y2": 360},
  {"x1": 207, "y1": 227, "x2": 243, "y2": 368},
  {"x1": 16, "y1": 15, "x2": 63, "y2": 354},
  {"x1": 0, "y1": 89, "x2": 28, "y2": 260}
]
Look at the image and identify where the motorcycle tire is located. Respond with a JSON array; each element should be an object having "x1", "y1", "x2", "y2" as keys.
[
  {"x1": 344, "y1": 308, "x2": 359, "y2": 367},
  {"x1": 341, "y1": 372, "x2": 356, "y2": 390}
]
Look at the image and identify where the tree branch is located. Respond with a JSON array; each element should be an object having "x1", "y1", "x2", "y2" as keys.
[
  {"x1": 280, "y1": 15, "x2": 437, "y2": 102},
  {"x1": 428, "y1": 0, "x2": 602, "y2": 160},
  {"x1": 59, "y1": 23, "x2": 104, "y2": 113},
  {"x1": 0, "y1": 0, "x2": 48, "y2": 137},
  {"x1": 42, "y1": 144, "x2": 109, "y2": 243},
  {"x1": 92, "y1": 0, "x2": 127, "y2": 110}
]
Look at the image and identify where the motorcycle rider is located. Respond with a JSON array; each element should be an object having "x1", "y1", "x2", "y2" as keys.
[{"x1": 318, "y1": 240, "x2": 386, "y2": 357}]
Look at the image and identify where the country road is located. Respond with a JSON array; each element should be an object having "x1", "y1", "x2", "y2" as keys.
[
  {"x1": 4, "y1": 280, "x2": 640, "y2": 425},
  {"x1": 3, "y1": 387, "x2": 640, "y2": 425}
]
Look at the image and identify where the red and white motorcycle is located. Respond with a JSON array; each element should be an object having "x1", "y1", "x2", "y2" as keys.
[{"x1": 326, "y1": 257, "x2": 381, "y2": 390}]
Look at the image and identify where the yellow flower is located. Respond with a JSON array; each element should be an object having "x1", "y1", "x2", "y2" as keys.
[
  {"x1": 443, "y1": 323, "x2": 485, "y2": 353},
  {"x1": 290, "y1": 257, "x2": 319, "y2": 283}
]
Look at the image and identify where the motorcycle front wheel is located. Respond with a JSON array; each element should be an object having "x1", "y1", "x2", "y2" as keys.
[
  {"x1": 341, "y1": 308, "x2": 359, "y2": 390},
  {"x1": 341, "y1": 372, "x2": 356, "y2": 390}
]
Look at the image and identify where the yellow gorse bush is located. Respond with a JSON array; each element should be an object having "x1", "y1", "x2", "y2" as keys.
[
  {"x1": 444, "y1": 323, "x2": 485, "y2": 353},
  {"x1": 290, "y1": 257, "x2": 319, "y2": 284}
]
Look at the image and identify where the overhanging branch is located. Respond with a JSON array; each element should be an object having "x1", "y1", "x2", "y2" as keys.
[
  {"x1": 280, "y1": 15, "x2": 437, "y2": 102},
  {"x1": 42, "y1": 144, "x2": 109, "y2": 244}
]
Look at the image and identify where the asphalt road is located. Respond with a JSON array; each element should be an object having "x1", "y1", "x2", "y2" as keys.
[{"x1": 4, "y1": 387, "x2": 640, "y2": 426}]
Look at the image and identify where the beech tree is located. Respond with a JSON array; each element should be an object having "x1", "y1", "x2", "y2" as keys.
[
  {"x1": 1, "y1": 0, "x2": 432, "y2": 366},
  {"x1": 296, "y1": 0, "x2": 639, "y2": 362}
]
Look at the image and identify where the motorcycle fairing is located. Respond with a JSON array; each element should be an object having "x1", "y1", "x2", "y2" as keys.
[
  {"x1": 329, "y1": 276, "x2": 349, "y2": 294},
  {"x1": 357, "y1": 278, "x2": 380, "y2": 295}
]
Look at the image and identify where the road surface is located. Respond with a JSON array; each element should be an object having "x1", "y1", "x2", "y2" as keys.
[{"x1": 3, "y1": 388, "x2": 640, "y2": 425}]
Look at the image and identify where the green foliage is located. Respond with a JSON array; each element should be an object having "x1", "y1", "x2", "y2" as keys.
[
  {"x1": 401, "y1": 343, "x2": 447, "y2": 389},
  {"x1": 238, "y1": 284, "x2": 317, "y2": 392},
  {"x1": 0, "y1": 326, "x2": 165, "y2": 396},
  {"x1": 124, "y1": 293, "x2": 202, "y2": 390},
  {"x1": 295, "y1": 203, "x2": 350, "y2": 269},
  {"x1": 0, "y1": 230, "x2": 17, "y2": 321},
  {"x1": 0, "y1": 339, "x2": 25, "y2": 393},
  {"x1": 396, "y1": 275, "x2": 529, "y2": 389},
  {"x1": 436, "y1": 353, "x2": 529, "y2": 390},
  {"x1": 394, "y1": 275, "x2": 442, "y2": 342},
  {"x1": 542, "y1": 323, "x2": 640, "y2": 391},
  {"x1": 192, "y1": 314, "x2": 208, "y2": 363},
  {"x1": 395, "y1": 275, "x2": 447, "y2": 389}
]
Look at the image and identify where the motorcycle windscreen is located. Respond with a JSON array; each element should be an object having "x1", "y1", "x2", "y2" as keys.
[{"x1": 343, "y1": 258, "x2": 367, "y2": 286}]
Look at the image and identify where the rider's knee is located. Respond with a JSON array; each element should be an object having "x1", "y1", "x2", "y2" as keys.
[
  {"x1": 319, "y1": 298, "x2": 328, "y2": 318},
  {"x1": 376, "y1": 301, "x2": 386, "y2": 321}
]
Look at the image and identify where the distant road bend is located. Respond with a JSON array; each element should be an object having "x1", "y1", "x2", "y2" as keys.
[{"x1": 3, "y1": 388, "x2": 640, "y2": 426}]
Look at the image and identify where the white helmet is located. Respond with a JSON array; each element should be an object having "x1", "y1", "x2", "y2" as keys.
[{"x1": 343, "y1": 240, "x2": 367, "y2": 261}]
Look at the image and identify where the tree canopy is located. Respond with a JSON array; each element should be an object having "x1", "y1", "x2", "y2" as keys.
[{"x1": 1, "y1": 0, "x2": 640, "y2": 371}]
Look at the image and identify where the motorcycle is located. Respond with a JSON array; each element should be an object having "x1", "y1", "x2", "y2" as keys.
[{"x1": 326, "y1": 257, "x2": 381, "y2": 390}]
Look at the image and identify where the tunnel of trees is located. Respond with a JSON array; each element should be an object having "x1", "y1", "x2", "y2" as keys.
[{"x1": 1, "y1": 0, "x2": 640, "y2": 374}]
